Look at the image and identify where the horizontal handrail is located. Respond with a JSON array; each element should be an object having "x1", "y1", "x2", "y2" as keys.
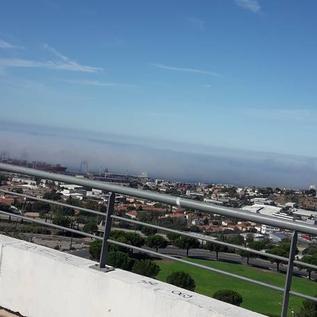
[
  {"x1": 0, "y1": 209, "x2": 101, "y2": 240},
  {"x1": 2, "y1": 187, "x2": 317, "y2": 270},
  {"x1": 289, "y1": 290, "x2": 317, "y2": 303},
  {"x1": 0, "y1": 189, "x2": 105, "y2": 217},
  {"x1": 1, "y1": 163, "x2": 317, "y2": 235},
  {"x1": 1, "y1": 187, "x2": 316, "y2": 271}
]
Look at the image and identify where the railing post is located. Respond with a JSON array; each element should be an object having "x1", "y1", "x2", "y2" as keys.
[
  {"x1": 99, "y1": 192, "x2": 115, "y2": 269},
  {"x1": 281, "y1": 230, "x2": 298, "y2": 317}
]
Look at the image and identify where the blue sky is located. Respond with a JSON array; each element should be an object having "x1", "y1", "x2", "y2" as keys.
[{"x1": 1, "y1": 0, "x2": 317, "y2": 186}]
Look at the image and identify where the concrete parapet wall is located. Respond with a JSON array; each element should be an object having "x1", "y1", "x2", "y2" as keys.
[{"x1": 0, "y1": 235, "x2": 266, "y2": 317}]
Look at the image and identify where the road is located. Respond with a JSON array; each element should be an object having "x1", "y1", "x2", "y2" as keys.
[{"x1": 68, "y1": 244, "x2": 317, "y2": 280}]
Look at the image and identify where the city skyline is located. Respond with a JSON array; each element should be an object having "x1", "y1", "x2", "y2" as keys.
[{"x1": 1, "y1": 120, "x2": 317, "y2": 188}]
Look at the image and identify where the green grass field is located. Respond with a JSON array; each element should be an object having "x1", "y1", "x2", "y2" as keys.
[{"x1": 156, "y1": 258, "x2": 317, "y2": 316}]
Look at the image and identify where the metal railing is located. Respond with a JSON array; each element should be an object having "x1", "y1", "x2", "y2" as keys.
[{"x1": 0, "y1": 162, "x2": 317, "y2": 317}]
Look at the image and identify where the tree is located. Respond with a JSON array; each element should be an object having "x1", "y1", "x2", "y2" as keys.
[
  {"x1": 0, "y1": 174, "x2": 8, "y2": 183},
  {"x1": 225, "y1": 235, "x2": 244, "y2": 246},
  {"x1": 66, "y1": 196, "x2": 82, "y2": 207},
  {"x1": 124, "y1": 232, "x2": 145, "y2": 247},
  {"x1": 307, "y1": 189, "x2": 317, "y2": 197},
  {"x1": 237, "y1": 238, "x2": 271, "y2": 264},
  {"x1": 132, "y1": 259, "x2": 160, "y2": 278},
  {"x1": 298, "y1": 295, "x2": 317, "y2": 317},
  {"x1": 166, "y1": 271, "x2": 196, "y2": 291},
  {"x1": 174, "y1": 236, "x2": 200, "y2": 257},
  {"x1": 109, "y1": 230, "x2": 129, "y2": 252},
  {"x1": 107, "y1": 251, "x2": 135, "y2": 271},
  {"x1": 83, "y1": 221, "x2": 98, "y2": 234},
  {"x1": 248, "y1": 239, "x2": 271, "y2": 251},
  {"x1": 32, "y1": 201, "x2": 51, "y2": 213},
  {"x1": 141, "y1": 226, "x2": 157, "y2": 236},
  {"x1": 303, "y1": 246, "x2": 317, "y2": 256},
  {"x1": 146, "y1": 235, "x2": 168, "y2": 252},
  {"x1": 239, "y1": 250, "x2": 254, "y2": 265},
  {"x1": 13, "y1": 188, "x2": 23, "y2": 194},
  {"x1": 62, "y1": 205, "x2": 75, "y2": 216},
  {"x1": 43, "y1": 190, "x2": 61, "y2": 201},
  {"x1": 110, "y1": 230, "x2": 145, "y2": 247},
  {"x1": 205, "y1": 242, "x2": 228, "y2": 260},
  {"x1": 189, "y1": 225, "x2": 201, "y2": 233},
  {"x1": 301, "y1": 255, "x2": 317, "y2": 280},
  {"x1": 110, "y1": 230, "x2": 125, "y2": 239},
  {"x1": 268, "y1": 239, "x2": 298, "y2": 272},
  {"x1": 269, "y1": 246, "x2": 288, "y2": 272},
  {"x1": 109, "y1": 231, "x2": 145, "y2": 255},
  {"x1": 89, "y1": 241, "x2": 136, "y2": 271},
  {"x1": 85, "y1": 199, "x2": 100, "y2": 211},
  {"x1": 159, "y1": 216, "x2": 187, "y2": 231},
  {"x1": 213, "y1": 290, "x2": 243, "y2": 306},
  {"x1": 52, "y1": 213, "x2": 71, "y2": 228},
  {"x1": 246, "y1": 234, "x2": 254, "y2": 244},
  {"x1": 89, "y1": 240, "x2": 102, "y2": 260},
  {"x1": 167, "y1": 232, "x2": 180, "y2": 242}
]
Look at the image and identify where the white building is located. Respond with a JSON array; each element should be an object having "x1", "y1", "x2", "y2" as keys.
[{"x1": 241, "y1": 204, "x2": 282, "y2": 216}]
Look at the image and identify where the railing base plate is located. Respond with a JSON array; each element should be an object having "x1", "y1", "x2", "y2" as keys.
[{"x1": 90, "y1": 264, "x2": 114, "y2": 273}]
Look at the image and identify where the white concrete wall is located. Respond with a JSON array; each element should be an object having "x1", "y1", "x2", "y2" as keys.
[{"x1": 0, "y1": 235, "x2": 266, "y2": 317}]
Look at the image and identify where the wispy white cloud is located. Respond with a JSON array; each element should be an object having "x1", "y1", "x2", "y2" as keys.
[
  {"x1": 235, "y1": 0, "x2": 261, "y2": 13},
  {"x1": 0, "y1": 57, "x2": 102, "y2": 73},
  {"x1": 0, "y1": 44, "x2": 103, "y2": 73},
  {"x1": 63, "y1": 79, "x2": 135, "y2": 87},
  {"x1": 152, "y1": 63, "x2": 220, "y2": 77},
  {"x1": 43, "y1": 44, "x2": 103, "y2": 72},
  {"x1": 43, "y1": 44, "x2": 70, "y2": 62},
  {"x1": 245, "y1": 107, "x2": 317, "y2": 124},
  {"x1": 0, "y1": 39, "x2": 23, "y2": 49},
  {"x1": 187, "y1": 17, "x2": 205, "y2": 31}
]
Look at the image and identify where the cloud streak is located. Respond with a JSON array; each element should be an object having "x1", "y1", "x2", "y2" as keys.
[
  {"x1": 152, "y1": 63, "x2": 220, "y2": 76},
  {"x1": 235, "y1": 0, "x2": 261, "y2": 13},
  {"x1": 246, "y1": 107, "x2": 317, "y2": 124},
  {"x1": 63, "y1": 79, "x2": 135, "y2": 88},
  {"x1": 0, "y1": 39, "x2": 23, "y2": 49},
  {"x1": 0, "y1": 43, "x2": 102, "y2": 73},
  {"x1": 0, "y1": 57, "x2": 102, "y2": 73}
]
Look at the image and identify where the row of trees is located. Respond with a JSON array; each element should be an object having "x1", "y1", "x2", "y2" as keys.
[
  {"x1": 203, "y1": 235, "x2": 317, "y2": 280},
  {"x1": 89, "y1": 239, "x2": 160, "y2": 278},
  {"x1": 92, "y1": 228, "x2": 317, "y2": 279},
  {"x1": 99, "y1": 230, "x2": 201, "y2": 256}
]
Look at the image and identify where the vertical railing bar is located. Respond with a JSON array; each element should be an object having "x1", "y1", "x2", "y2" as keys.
[
  {"x1": 99, "y1": 192, "x2": 115, "y2": 269},
  {"x1": 281, "y1": 230, "x2": 298, "y2": 317}
]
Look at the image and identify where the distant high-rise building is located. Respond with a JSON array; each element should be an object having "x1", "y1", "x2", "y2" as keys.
[{"x1": 80, "y1": 160, "x2": 89, "y2": 174}]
